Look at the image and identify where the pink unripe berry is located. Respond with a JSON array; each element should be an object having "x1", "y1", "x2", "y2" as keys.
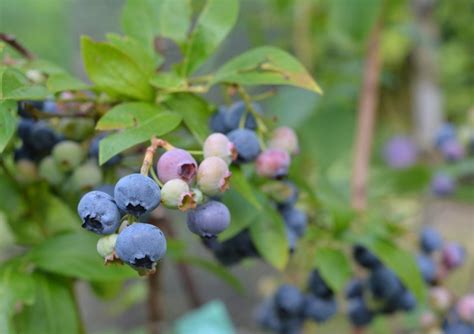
[
  {"x1": 203, "y1": 133, "x2": 237, "y2": 165},
  {"x1": 429, "y1": 287, "x2": 452, "y2": 312},
  {"x1": 420, "y1": 311, "x2": 436, "y2": 329},
  {"x1": 442, "y1": 243, "x2": 465, "y2": 270},
  {"x1": 161, "y1": 179, "x2": 196, "y2": 211},
  {"x1": 268, "y1": 127, "x2": 299, "y2": 155},
  {"x1": 197, "y1": 157, "x2": 231, "y2": 196},
  {"x1": 256, "y1": 148, "x2": 291, "y2": 178},
  {"x1": 457, "y1": 294, "x2": 474, "y2": 324},
  {"x1": 157, "y1": 148, "x2": 197, "y2": 184}
]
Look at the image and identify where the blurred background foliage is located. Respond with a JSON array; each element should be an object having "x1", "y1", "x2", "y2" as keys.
[{"x1": 1, "y1": 0, "x2": 472, "y2": 332}]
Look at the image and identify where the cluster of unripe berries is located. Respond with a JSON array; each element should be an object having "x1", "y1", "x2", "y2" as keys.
[
  {"x1": 13, "y1": 100, "x2": 115, "y2": 191},
  {"x1": 383, "y1": 122, "x2": 474, "y2": 197},
  {"x1": 415, "y1": 227, "x2": 473, "y2": 333},
  {"x1": 202, "y1": 101, "x2": 307, "y2": 265},
  {"x1": 256, "y1": 270, "x2": 337, "y2": 334}
]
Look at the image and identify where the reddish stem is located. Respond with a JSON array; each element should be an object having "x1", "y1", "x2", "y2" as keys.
[
  {"x1": 0, "y1": 33, "x2": 34, "y2": 60},
  {"x1": 350, "y1": 19, "x2": 382, "y2": 212}
]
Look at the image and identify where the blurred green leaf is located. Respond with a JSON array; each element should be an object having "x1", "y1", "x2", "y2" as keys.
[
  {"x1": 213, "y1": 46, "x2": 322, "y2": 94},
  {"x1": 0, "y1": 100, "x2": 17, "y2": 153},
  {"x1": 230, "y1": 167, "x2": 261, "y2": 210},
  {"x1": 99, "y1": 112, "x2": 182, "y2": 164},
  {"x1": 165, "y1": 93, "x2": 212, "y2": 144},
  {"x1": 13, "y1": 272, "x2": 80, "y2": 334},
  {"x1": 2, "y1": 84, "x2": 49, "y2": 101},
  {"x1": 220, "y1": 189, "x2": 259, "y2": 241},
  {"x1": 0, "y1": 67, "x2": 28, "y2": 98},
  {"x1": 365, "y1": 238, "x2": 426, "y2": 303},
  {"x1": 249, "y1": 199, "x2": 289, "y2": 270},
  {"x1": 150, "y1": 73, "x2": 188, "y2": 92},
  {"x1": 177, "y1": 256, "x2": 243, "y2": 293},
  {"x1": 96, "y1": 102, "x2": 165, "y2": 130},
  {"x1": 29, "y1": 232, "x2": 136, "y2": 281},
  {"x1": 314, "y1": 247, "x2": 352, "y2": 292},
  {"x1": 46, "y1": 73, "x2": 89, "y2": 93},
  {"x1": 81, "y1": 36, "x2": 154, "y2": 101},
  {"x1": 121, "y1": 0, "x2": 191, "y2": 49},
  {"x1": 181, "y1": 0, "x2": 239, "y2": 75},
  {"x1": 371, "y1": 165, "x2": 431, "y2": 195},
  {"x1": 106, "y1": 34, "x2": 160, "y2": 75}
]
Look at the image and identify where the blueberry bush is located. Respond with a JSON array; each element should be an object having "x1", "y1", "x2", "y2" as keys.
[{"x1": 1, "y1": 1, "x2": 473, "y2": 333}]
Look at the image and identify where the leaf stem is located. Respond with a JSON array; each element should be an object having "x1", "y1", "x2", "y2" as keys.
[
  {"x1": 0, "y1": 33, "x2": 34, "y2": 60},
  {"x1": 150, "y1": 166, "x2": 163, "y2": 187},
  {"x1": 236, "y1": 85, "x2": 268, "y2": 149}
]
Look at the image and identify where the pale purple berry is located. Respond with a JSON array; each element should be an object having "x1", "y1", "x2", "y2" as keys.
[
  {"x1": 383, "y1": 136, "x2": 417, "y2": 169},
  {"x1": 457, "y1": 294, "x2": 474, "y2": 324},
  {"x1": 429, "y1": 287, "x2": 452, "y2": 312},
  {"x1": 203, "y1": 133, "x2": 237, "y2": 165},
  {"x1": 161, "y1": 179, "x2": 196, "y2": 211},
  {"x1": 256, "y1": 148, "x2": 291, "y2": 178},
  {"x1": 186, "y1": 200, "x2": 231, "y2": 237},
  {"x1": 440, "y1": 139, "x2": 465, "y2": 162},
  {"x1": 197, "y1": 157, "x2": 231, "y2": 196},
  {"x1": 431, "y1": 173, "x2": 455, "y2": 196},
  {"x1": 442, "y1": 243, "x2": 465, "y2": 270},
  {"x1": 156, "y1": 148, "x2": 197, "y2": 184},
  {"x1": 268, "y1": 127, "x2": 299, "y2": 155}
]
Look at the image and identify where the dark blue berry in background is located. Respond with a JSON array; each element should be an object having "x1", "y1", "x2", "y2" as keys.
[
  {"x1": 420, "y1": 226, "x2": 443, "y2": 254},
  {"x1": 227, "y1": 128, "x2": 261, "y2": 163},
  {"x1": 353, "y1": 245, "x2": 382, "y2": 270},
  {"x1": 307, "y1": 269, "x2": 334, "y2": 299}
]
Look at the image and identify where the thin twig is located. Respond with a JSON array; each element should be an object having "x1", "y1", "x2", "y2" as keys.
[
  {"x1": 140, "y1": 138, "x2": 174, "y2": 176},
  {"x1": 350, "y1": 19, "x2": 382, "y2": 212},
  {"x1": 147, "y1": 268, "x2": 162, "y2": 334},
  {"x1": 0, "y1": 33, "x2": 34, "y2": 60}
]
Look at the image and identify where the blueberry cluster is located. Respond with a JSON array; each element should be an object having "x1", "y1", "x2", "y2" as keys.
[
  {"x1": 203, "y1": 101, "x2": 307, "y2": 264},
  {"x1": 13, "y1": 100, "x2": 120, "y2": 192},
  {"x1": 415, "y1": 227, "x2": 472, "y2": 333},
  {"x1": 346, "y1": 245, "x2": 417, "y2": 328},
  {"x1": 256, "y1": 270, "x2": 337, "y2": 334}
]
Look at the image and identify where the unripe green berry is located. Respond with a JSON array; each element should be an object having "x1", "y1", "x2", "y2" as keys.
[
  {"x1": 58, "y1": 118, "x2": 95, "y2": 141},
  {"x1": 39, "y1": 156, "x2": 65, "y2": 185},
  {"x1": 197, "y1": 157, "x2": 231, "y2": 196},
  {"x1": 70, "y1": 161, "x2": 103, "y2": 192},
  {"x1": 97, "y1": 234, "x2": 118, "y2": 258},
  {"x1": 52, "y1": 141, "x2": 85, "y2": 172},
  {"x1": 15, "y1": 159, "x2": 38, "y2": 184},
  {"x1": 191, "y1": 188, "x2": 204, "y2": 205},
  {"x1": 161, "y1": 179, "x2": 196, "y2": 211}
]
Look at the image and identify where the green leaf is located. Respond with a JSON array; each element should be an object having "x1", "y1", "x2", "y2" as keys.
[
  {"x1": 177, "y1": 256, "x2": 243, "y2": 293},
  {"x1": 99, "y1": 112, "x2": 182, "y2": 164},
  {"x1": 150, "y1": 72, "x2": 188, "y2": 92},
  {"x1": 0, "y1": 100, "x2": 17, "y2": 153},
  {"x1": 165, "y1": 93, "x2": 212, "y2": 144},
  {"x1": 2, "y1": 84, "x2": 49, "y2": 101},
  {"x1": 220, "y1": 189, "x2": 259, "y2": 241},
  {"x1": 96, "y1": 102, "x2": 165, "y2": 130},
  {"x1": 213, "y1": 46, "x2": 322, "y2": 94},
  {"x1": 229, "y1": 167, "x2": 261, "y2": 210},
  {"x1": 0, "y1": 68, "x2": 28, "y2": 98},
  {"x1": 80, "y1": 36, "x2": 154, "y2": 101},
  {"x1": 121, "y1": 0, "x2": 191, "y2": 48},
  {"x1": 249, "y1": 198, "x2": 289, "y2": 270},
  {"x1": 29, "y1": 232, "x2": 136, "y2": 281},
  {"x1": 181, "y1": 0, "x2": 239, "y2": 75},
  {"x1": 365, "y1": 238, "x2": 426, "y2": 303},
  {"x1": 314, "y1": 247, "x2": 352, "y2": 292},
  {"x1": 13, "y1": 272, "x2": 80, "y2": 334},
  {"x1": 106, "y1": 33, "x2": 160, "y2": 75},
  {"x1": 46, "y1": 72, "x2": 89, "y2": 93}
]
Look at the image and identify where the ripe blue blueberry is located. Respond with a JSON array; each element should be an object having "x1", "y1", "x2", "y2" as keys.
[
  {"x1": 255, "y1": 298, "x2": 282, "y2": 332},
  {"x1": 281, "y1": 206, "x2": 307, "y2": 238},
  {"x1": 420, "y1": 226, "x2": 443, "y2": 254},
  {"x1": 114, "y1": 173, "x2": 161, "y2": 216},
  {"x1": 17, "y1": 118, "x2": 35, "y2": 142},
  {"x1": 352, "y1": 245, "x2": 382, "y2": 269},
  {"x1": 286, "y1": 227, "x2": 298, "y2": 254},
  {"x1": 442, "y1": 243, "x2": 465, "y2": 270},
  {"x1": 345, "y1": 279, "x2": 364, "y2": 299},
  {"x1": 186, "y1": 200, "x2": 230, "y2": 238},
  {"x1": 28, "y1": 121, "x2": 59, "y2": 153},
  {"x1": 223, "y1": 101, "x2": 261, "y2": 131},
  {"x1": 368, "y1": 267, "x2": 402, "y2": 300},
  {"x1": 307, "y1": 269, "x2": 334, "y2": 299},
  {"x1": 444, "y1": 322, "x2": 473, "y2": 334},
  {"x1": 43, "y1": 100, "x2": 58, "y2": 113},
  {"x1": 227, "y1": 128, "x2": 260, "y2": 163},
  {"x1": 435, "y1": 123, "x2": 457, "y2": 148},
  {"x1": 303, "y1": 295, "x2": 337, "y2": 323},
  {"x1": 115, "y1": 223, "x2": 167, "y2": 270},
  {"x1": 77, "y1": 191, "x2": 121, "y2": 234},
  {"x1": 440, "y1": 139, "x2": 465, "y2": 162},
  {"x1": 416, "y1": 254, "x2": 437, "y2": 284},
  {"x1": 209, "y1": 106, "x2": 229, "y2": 133},
  {"x1": 274, "y1": 284, "x2": 305, "y2": 316},
  {"x1": 347, "y1": 298, "x2": 374, "y2": 327},
  {"x1": 395, "y1": 289, "x2": 417, "y2": 311}
]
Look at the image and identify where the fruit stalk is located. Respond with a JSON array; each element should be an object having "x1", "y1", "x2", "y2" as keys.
[{"x1": 0, "y1": 33, "x2": 34, "y2": 60}]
